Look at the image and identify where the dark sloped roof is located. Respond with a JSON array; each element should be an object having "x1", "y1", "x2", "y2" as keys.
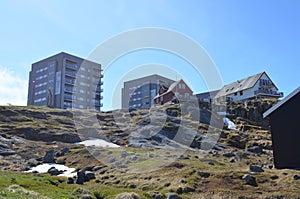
[
  {"x1": 263, "y1": 86, "x2": 300, "y2": 118},
  {"x1": 215, "y1": 72, "x2": 270, "y2": 98}
]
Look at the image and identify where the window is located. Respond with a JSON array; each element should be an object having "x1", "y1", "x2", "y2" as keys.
[
  {"x1": 35, "y1": 82, "x2": 47, "y2": 88},
  {"x1": 78, "y1": 97, "x2": 85, "y2": 101},
  {"x1": 36, "y1": 74, "x2": 48, "y2": 80},
  {"x1": 240, "y1": 91, "x2": 243, "y2": 95},
  {"x1": 234, "y1": 92, "x2": 237, "y2": 96},
  {"x1": 36, "y1": 66, "x2": 48, "y2": 73},
  {"x1": 79, "y1": 82, "x2": 89, "y2": 86},
  {"x1": 35, "y1": 90, "x2": 47, "y2": 95},
  {"x1": 181, "y1": 84, "x2": 186, "y2": 89}
]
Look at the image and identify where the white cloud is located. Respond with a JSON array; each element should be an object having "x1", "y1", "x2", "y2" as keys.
[{"x1": 0, "y1": 67, "x2": 28, "y2": 106}]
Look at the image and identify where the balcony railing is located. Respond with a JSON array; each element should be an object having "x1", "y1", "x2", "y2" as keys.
[
  {"x1": 259, "y1": 79, "x2": 273, "y2": 88},
  {"x1": 65, "y1": 78, "x2": 75, "y2": 85},
  {"x1": 95, "y1": 101, "x2": 102, "y2": 106},
  {"x1": 254, "y1": 89, "x2": 283, "y2": 97},
  {"x1": 96, "y1": 87, "x2": 103, "y2": 92},
  {"x1": 93, "y1": 73, "x2": 103, "y2": 78},
  {"x1": 64, "y1": 87, "x2": 74, "y2": 93},
  {"x1": 65, "y1": 63, "x2": 78, "y2": 70},
  {"x1": 65, "y1": 71, "x2": 76, "y2": 78}
]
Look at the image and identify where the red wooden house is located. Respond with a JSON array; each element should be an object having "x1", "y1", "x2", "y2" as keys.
[{"x1": 153, "y1": 79, "x2": 193, "y2": 106}]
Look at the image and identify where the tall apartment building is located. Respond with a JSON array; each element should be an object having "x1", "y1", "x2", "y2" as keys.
[
  {"x1": 121, "y1": 74, "x2": 175, "y2": 109},
  {"x1": 27, "y1": 52, "x2": 103, "y2": 111}
]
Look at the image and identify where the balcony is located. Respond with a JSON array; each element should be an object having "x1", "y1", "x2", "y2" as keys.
[
  {"x1": 259, "y1": 79, "x2": 273, "y2": 88},
  {"x1": 94, "y1": 101, "x2": 102, "y2": 106},
  {"x1": 254, "y1": 89, "x2": 283, "y2": 97},
  {"x1": 65, "y1": 78, "x2": 75, "y2": 85},
  {"x1": 96, "y1": 86, "x2": 103, "y2": 92},
  {"x1": 65, "y1": 71, "x2": 76, "y2": 78},
  {"x1": 65, "y1": 63, "x2": 78, "y2": 70},
  {"x1": 94, "y1": 103, "x2": 103, "y2": 107},
  {"x1": 64, "y1": 86, "x2": 74, "y2": 93},
  {"x1": 93, "y1": 73, "x2": 103, "y2": 78}
]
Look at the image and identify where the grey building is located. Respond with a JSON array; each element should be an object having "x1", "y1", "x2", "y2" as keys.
[
  {"x1": 122, "y1": 75, "x2": 175, "y2": 109},
  {"x1": 27, "y1": 52, "x2": 103, "y2": 111},
  {"x1": 195, "y1": 90, "x2": 219, "y2": 103}
]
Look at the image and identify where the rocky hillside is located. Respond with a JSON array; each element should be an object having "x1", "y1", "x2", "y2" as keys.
[{"x1": 1, "y1": 100, "x2": 300, "y2": 199}]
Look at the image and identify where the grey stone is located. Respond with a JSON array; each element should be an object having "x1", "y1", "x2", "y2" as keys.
[
  {"x1": 76, "y1": 171, "x2": 85, "y2": 184},
  {"x1": 0, "y1": 143, "x2": 15, "y2": 156},
  {"x1": 92, "y1": 166, "x2": 103, "y2": 171},
  {"x1": 183, "y1": 187, "x2": 195, "y2": 193},
  {"x1": 43, "y1": 149, "x2": 56, "y2": 163},
  {"x1": 198, "y1": 171, "x2": 210, "y2": 178},
  {"x1": 115, "y1": 192, "x2": 140, "y2": 199},
  {"x1": 80, "y1": 194, "x2": 93, "y2": 199},
  {"x1": 84, "y1": 171, "x2": 95, "y2": 181},
  {"x1": 249, "y1": 165, "x2": 264, "y2": 173},
  {"x1": 293, "y1": 174, "x2": 300, "y2": 180},
  {"x1": 67, "y1": 177, "x2": 74, "y2": 184},
  {"x1": 61, "y1": 147, "x2": 70, "y2": 154},
  {"x1": 167, "y1": 192, "x2": 180, "y2": 199},
  {"x1": 130, "y1": 155, "x2": 138, "y2": 161},
  {"x1": 242, "y1": 174, "x2": 257, "y2": 187},
  {"x1": 26, "y1": 158, "x2": 39, "y2": 167},
  {"x1": 121, "y1": 151, "x2": 129, "y2": 158},
  {"x1": 229, "y1": 157, "x2": 238, "y2": 163},
  {"x1": 108, "y1": 157, "x2": 116, "y2": 163},
  {"x1": 223, "y1": 152, "x2": 235, "y2": 157},
  {"x1": 47, "y1": 167, "x2": 61, "y2": 176},
  {"x1": 247, "y1": 146, "x2": 263, "y2": 154}
]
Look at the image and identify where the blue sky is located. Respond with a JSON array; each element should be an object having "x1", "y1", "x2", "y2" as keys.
[{"x1": 0, "y1": 0, "x2": 299, "y2": 110}]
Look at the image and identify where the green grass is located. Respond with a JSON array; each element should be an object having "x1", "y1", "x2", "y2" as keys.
[{"x1": 0, "y1": 171, "x2": 153, "y2": 199}]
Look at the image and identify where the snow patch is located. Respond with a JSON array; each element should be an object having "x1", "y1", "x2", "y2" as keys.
[{"x1": 25, "y1": 163, "x2": 76, "y2": 177}]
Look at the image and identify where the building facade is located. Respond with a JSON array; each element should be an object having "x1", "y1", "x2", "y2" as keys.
[
  {"x1": 27, "y1": 52, "x2": 103, "y2": 111},
  {"x1": 154, "y1": 79, "x2": 194, "y2": 106},
  {"x1": 263, "y1": 87, "x2": 300, "y2": 169},
  {"x1": 121, "y1": 75, "x2": 175, "y2": 109},
  {"x1": 214, "y1": 72, "x2": 283, "y2": 102}
]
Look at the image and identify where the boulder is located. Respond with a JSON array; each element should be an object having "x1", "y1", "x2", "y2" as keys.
[
  {"x1": 198, "y1": 171, "x2": 210, "y2": 178},
  {"x1": 76, "y1": 171, "x2": 85, "y2": 185},
  {"x1": 167, "y1": 193, "x2": 180, "y2": 199},
  {"x1": 228, "y1": 134, "x2": 247, "y2": 149},
  {"x1": 242, "y1": 174, "x2": 257, "y2": 187},
  {"x1": 115, "y1": 192, "x2": 140, "y2": 199},
  {"x1": 229, "y1": 157, "x2": 238, "y2": 163},
  {"x1": 43, "y1": 149, "x2": 56, "y2": 163},
  {"x1": 81, "y1": 195, "x2": 93, "y2": 199},
  {"x1": 47, "y1": 167, "x2": 60, "y2": 176},
  {"x1": 183, "y1": 187, "x2": 195, "y2": 193},
  {"x1": 67, "y1": 177, "x2": 74, "y2": 184},
  {"x1": 293, "y1": 174, "x2": 300, "y2": 180},
  {"x1": 84, "y1": 171, "x2": 96, "y2": 181},
  {"x1": 26, "y1": 158, "x2": 39, "y2": 167},
  {"x1": 92, "y1": 166, "x2": 103, "y2": 171},
  {"x1": 223, "y1": 152, "x2": 236, "y2": 158},
  {"x1": 247, "y1": 146, "x2": 263, "y2": 154},
  {"x1": 249, "y1": 165, "x2": 264, "y2": 173},
  {"x1": 0, "y1": 143, "x2": 16, "y2": 156}
]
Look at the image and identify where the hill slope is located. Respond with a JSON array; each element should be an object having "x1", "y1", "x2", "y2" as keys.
[{"x1": 0, "y1": 101, "x2": 300, "y2": 198}]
